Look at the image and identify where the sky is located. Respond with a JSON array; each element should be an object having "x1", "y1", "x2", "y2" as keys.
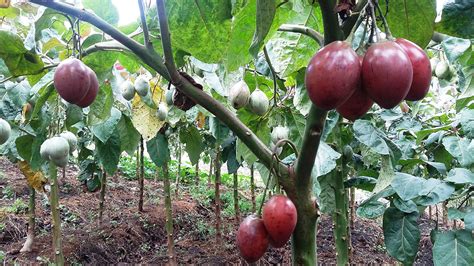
[{"x1": 111, "y1": 0, "x2": 451, "y2": 26}]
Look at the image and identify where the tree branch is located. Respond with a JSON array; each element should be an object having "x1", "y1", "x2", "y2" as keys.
[
  {"x1": 81, "y1": 40, "x2": 130, "y2": 56},
  {"x1": 138, "y1": 0, "x2": 152, "y2": 49},
  {"x1": 29, "y1": 0, "x2": 289, "y2": 180},
  {"x1": 278, "y1": 24, "x2": 324, "y2": 46},
  {"x1": 341, "y1": 0, "x2": 368, "y2": 38}
]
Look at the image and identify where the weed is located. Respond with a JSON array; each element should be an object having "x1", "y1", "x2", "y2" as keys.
[
  {"x1": 6, "y1": 199, "x2": 28, "y2": 214},
  {"x1": 0, "y1": 250, "x2": 4, "y2": 263},
  {"x1": 2, "y1": 185, "x2": 14, "y2": 199}
]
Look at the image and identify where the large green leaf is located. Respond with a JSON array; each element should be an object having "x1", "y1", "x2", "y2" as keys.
[
  {"x1": 91, "y1": 107, "x2": 121, "y2": 143},
  {"x1": 391, "y1": 172, "x2": 424, "y2": 201},
  {"x1": 433, "y1": 230, "x2": 474, "y2": 266},
  {"x1": 83, "y1": 0, "x2": 119, "y2": 26},
  {"x1": 415, "y1": 178, "x2": 455, "y2": 206},
  {"x1": 88, "y1": 81, "x2": 113, "y2": 125},
  {"x1": 179, "y1": 126, "x2": 204, "y2": 165},
  {"x1": 116, "y1": 115, "x2": 141, "y2": 156},
  {"x1": 96, "y1": 129, "x2": 121, "y2": 175},
  {"x1": 0, "y1": 30, "x2": 44, "y2": 76},
  {"x1": 373, "y1": 155, "x2": 395, "y2": 193},
  {"x1": 446, "y1": 168, "x2": 474, "y2": 184},
  {"x1": 317, "y1": 172, "x2": 336, "y2": 214},
  {"x1": 435, "y1": 0, "x2": 474, "y2": 39},
  {"x1": 442, "y1": 136, "x2": 474, "y2": 167},
  {"x1": 249, "y1": 0, "x2": 276, "y2": 57},
  {"x1": 442, "y1": 37, "x2": 472, "y2": 64},
  {"x1": 354, "y1": 120, "x2": 401, "y2": 162},
  {"x1": 383, "y1": 207, "x2": 421, "y2": 265},
  {"x1": 147, "y1": 133, "x2": 170, "y2": 167},
  {"x1": 459, "y1": 108, "x2": 474, "y2": 138},
  {"x1": 166, "y1": 0, "x2": 232, "y2": 63},
  {"x1": 393, "y1": 198, "x2": 418, "y2": 214},
  {"x1": 379, "y1": 0, "x2": 436, "y2": 48},
  {"x1": 357, "y1": 200, "x2": 387, "y2": 219},
  {"x1": 311, "y1": 142, "x2": 341, "y2": 178}
]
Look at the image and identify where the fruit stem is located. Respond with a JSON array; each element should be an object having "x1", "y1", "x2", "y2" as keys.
[
  {"x1": 257, "y1": 156, "x2": 275, "y2": 216},
  {"x1": 263, "y1": 46, "x2": 278, "y2": 107},
  {"x1": 345, "y1": 2, "x2": 369, "y2": 43},
  {"x1": 368, "y1": 1, "x2": 382, "y2": 41},
  {"x1": 49, "y1": 162, "x2": 64, "y2": 265},
  {"x1": 374, "y1": 0, "x2": 393, "y2": 38}
]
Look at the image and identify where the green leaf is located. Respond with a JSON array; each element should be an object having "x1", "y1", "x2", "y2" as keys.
[
  {"x1": 415, "y1": 125, "x2": 451, "y2": 145},
  {"x1": 179, "y1": 126, "x2": 204, "y2": 165},
  {"x1": 459, "y1": 108, "x2": 474, "y2": 138},
  {"x1": 292, "y1": 69, "x2": 312, "y2": 116},
  {"x1": 209, "y1": 116, "x2": 230, "y2": 144},
  {"x1": 435, "y1": 1, "x2": 474, "y2": 39},
  {"x1": 393, "y1": 198, "x2": 418, "y2": 214},
  {"x1": 0, "y1": 30, "x2": 44, "y2": 76},
  {"x1": 383, "y1": 207, "x2": 421, "y2": 265},
  {"x1": 442, "y1": 136, "x2": 474, "y2": 167},
  {"x1": 446, "y1": 168, "x2": 474, "y2": 185},
  {"x1": 373, "y1": 155, "x2": 395, "y2": 193},
  {"x1": 88, "y1": 81, "x2": 113, "y2": 125},
  {"x1": 353, "y1": 120, "x2": 401, "y2": 160},
  {"x1": 167, "y1": 0, "x2": 232, "y2": 63},
  {"x1": 15, "y1": 135, "x2": 34, "y2": 163},
  {"x1": 116, "y1": 115, "x2": 141, "y2": 156},
  {"x1": 465, "y1": 210, "x2": 474, "y2": 231},
  {"x1": 96, "y1": 129, "x2": 121, "y2": 175},
  {"x1": 344, "y1": 176, "x2": 377, "y2": 191},
  {"x1": 391, "y1": 172, "x2": 425, "y2": 201},
  {"x1": 0, "y1": 6, "x2": 20, "y2": 19},
  {"x1": 147, "y1": 133, "x2": 170, "y2": 167},
  {"x1": 91, "y1": 107, "x2": 121, "y2": 143},
  {"x1": 30, "y1": 85, "x2": 55, "y2": 121},
  {"x1": 83, "y1": 0, "x2": 119, "y2": 26},
  {"x1": 249, "y1": 0, "x2": 276, "y2": 58},
  {"x1": 357, "y1": 200, "x2": 387, "y2": 219},
  {"x1": 433, "y1": 230, "x2": 474, "y2": 266},
  {"x1": 318, "y1": 172, "x2": 336, "y2": 214},
  {"x1": 442, "y1": 37, "x2": 472, "y2": 64},
  {"x1": 415, "y1": 178, "x2": 455, "y2": 206},
  {"x1": 379, "y1": 0, "x2": 436, "y2": 48},
  {"x1": 65, "y1": 105, "x2": 83, "y2": 129},
  {"x1": 311, "y1": 142, "x2": 341, "y2": 178}
]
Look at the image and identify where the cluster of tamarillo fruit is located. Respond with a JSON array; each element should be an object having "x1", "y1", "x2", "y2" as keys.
[
  {"x1": 228, "y1": 80, "x2": 270, "y2": 115},
  {"x1": 237, "y1": 194, "x2": 297, "y2": 263},
  {"x1": 40, "y1": 131, "x2": 77, "y2": 168},
  {"x1": 305, "y1": 38, "x2": 431, "y2": 120}
]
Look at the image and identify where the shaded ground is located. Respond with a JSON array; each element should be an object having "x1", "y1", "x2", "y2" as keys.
[{"x1": 0, "y1": 158, "x2": 433, "y2": 264}]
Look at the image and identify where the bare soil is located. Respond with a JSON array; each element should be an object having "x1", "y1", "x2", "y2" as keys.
[{"x1": 0, "y1": 158, "x2": 434, "y2": 265}]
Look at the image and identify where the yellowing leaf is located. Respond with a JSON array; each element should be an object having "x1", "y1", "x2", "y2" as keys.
[
  {"x1": 197, "y1": 111, "x2": 206, "y2": 129},
  {"x1": 18, "y1": 161, "x2": 47, "y2": 193},
  {"x1": 131, "y1": 80, "x2": 165, "y2": 140}
]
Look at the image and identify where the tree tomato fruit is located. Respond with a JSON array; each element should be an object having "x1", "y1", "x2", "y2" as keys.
[
  {"x1": 395, "y1": 38, "x2": 431, "y2": 101},
  {"x1": 262, "y1": 195, "x2": 297, "y2": 248},
  {"x1": 76, "y1": 67, "x2": 99, "y2": 107},
  {"x1": 236, "y1": 215, "x2": 269, "y2": 263},
  {"x1": 305, "y1": 41, "x2": 360, "y2": 110},
  {"x1": 362, "y1": 41, "x2": 413, "y2": 109}
]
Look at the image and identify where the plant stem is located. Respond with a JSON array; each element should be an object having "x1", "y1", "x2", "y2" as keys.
[
  {"x1": 374, "y1": 0, "x2": 392, "y2": 38},
  {"x1": 20, "y1": 187, "x2": 35, "y2": 253},
  {"x1": 195, "y1": 161, "x2": 199, "y2": 186},
  {"x1": 233, "y1": 172, "x2": 240, "y2": 221},
  {"x1": 49, "y1": 162, "x2": 64, "y2": 265},
  {"x1": 263, "y1": 46, "x2": 278, "y2": 107},
  {"x1": 99, "y1": 170, "x2": 107, "y2": 224},
  {"x1": 250, "y1": 164, "x2": 256, "y2": 213},
  {"x1": 208, "y1": 159, "x2": 213, "y2": 187},
  {"x1": 163, "y1": 163, "x2": 177, "y2": 265},
  {"x1": 137, "y1": 0, "x2": 152, "y2": 49},
  {"x1": 139, "y1": 137, "x2": 144, "y2": 212},
  {"x1": 278, "y1": 24, "x2": 324, "y2": 46},
  {"x1": 175, "y1": 143, "x2": 182, "y2": 196},
  {"x1": 214, "y1": 148, "x2": 222, "y2": 245}
]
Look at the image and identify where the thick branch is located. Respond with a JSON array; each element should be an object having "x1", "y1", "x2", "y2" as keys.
[
  {"x1": 30, "y1": 0, "x2": 288, "y2": 180},
  {"x1": 319, "y1": 0, "x2": 344, "y2": 44},
  {"x1": 156, "y1": 0, "x2": 180, "y2": 83},
  {"x1": 138, "y1": 0, "x2": 152, "y2": 49},
  {"x1": 278, "y1": 24, "x2": 324, "y2": 46},
  {"x1": 29, "y1": 0, "x2": 170, "y2": 80}
]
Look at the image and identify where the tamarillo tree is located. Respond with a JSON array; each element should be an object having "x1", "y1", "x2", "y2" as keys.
[{"x1": 0, "y1": 0, "x2": 473, "y2": 265}]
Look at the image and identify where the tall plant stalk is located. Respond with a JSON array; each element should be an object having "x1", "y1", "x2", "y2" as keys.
[
  {"x1": 163, "y1": 163, "x2": 176, "y2": 265},
  {"x1": 98, "y1": 170, "x2": 107, "y2": 223},
  {"x1": 20, "y1": 187, "x2": 35, "y2": 253},
  {"x1": 250, "y1": 164, "x2": 256, "y2": 213},
  {"x1": 233, "y1": 172, "x2": 240, "y2": 221},
  {"x1": 49, "y1": 162, "x2": 64, "y2": 265},
  {"x1": 138, "y1": 137, "x2": 144, "y2": 212},
  {"x1": 214, "y1": 148, "x2": 222, "y2": 245}
]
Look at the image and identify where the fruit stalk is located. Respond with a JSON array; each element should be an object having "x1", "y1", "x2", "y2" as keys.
[
  {"x1": 49, "y1": 162, "x2": 64, "y2": 265},
  {"x1": 98, "y1": 170, "x2": 107, "y2": 223},
  {"x1": 233, "y1": 172, "x2": 240, "y2": 221},
  {"x1": 163, "y1": 163, "x2": 177, "y2": 265},
  {"x1": 250, "y1": 164, "x2": 256, "y2": 213},
  {"x1": 175, "y1": 143, "x2": 182, "y2": 196},
  {"x1": 208, "y1": 159, "x2": 213, "y2": 187},
  {"x1": 20, "y1": 187, "x2": 35, "y2": 253},
  {"x1": 214, "y1": 148, "x2": 222, "y2": 245},
  {"x1": 195, "y1": 161, "x2": 199, "y2": 186},
  {"x1": 138, "y1": 137, "x2": 144, "y2": 212},
  {"x1": 333, "y1": 159, "x2": 351, "y2": 265}
]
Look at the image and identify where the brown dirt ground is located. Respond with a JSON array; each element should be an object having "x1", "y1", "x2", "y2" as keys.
[{"x1": 0, "y1": 158, "x2": 434, "y2": 265}]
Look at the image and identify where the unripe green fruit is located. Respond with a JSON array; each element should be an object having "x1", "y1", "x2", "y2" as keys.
[
  {"x1": 134, "y1": 75, "x2": 150, "y2": 97},
  {"x1": 343, "y1": 145, "x2": 353, "y2": 159},
  {"x1": 430, "y1": 58, "x2": 439, "y2": 74},
  {"x1": 435, "y1": 61, "x2": 451, "y2": 79},
  {"x1": 0, "y1": 118, "x2": 11, "y2": 145},
  {"x1": 40, "y1": 139, "x2": 51, "y2": 160},
  {"x1": 229, "y1": 81, "x2": 250, "y2": 109},
  {"x1": 60, "y1": 131, "x2": 78, "y2": 152},
  {"x1": 156, "y1": 103, "x2": 168, "y2": 121},
  {"x1": 271, "y1": 126, "x2": 289, "y2": 144},
  {"x1": 165, "y1": 86, "x2": 175, "y2": 106},
  {"x1": 47, "y1": 137, "x2": 70, "y2": 161},
  {"x1": 121, "y1": 80, "x2": 136, "y2": 101},
  {"x1": 248, "y1": 89, "x2": 269, "y2": 116},
  {"x1": 53, "y1": 156, "x2": 69, "y2": 168},
  {"x1": 165, "y1": 128, "x2": 172, "y2": 137}
]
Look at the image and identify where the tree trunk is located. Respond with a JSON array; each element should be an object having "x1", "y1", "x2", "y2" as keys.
[
  {"x1": 175, "y1": 144, "x2": 181, "y2": 196},
  {"x1": 195, "y1": 161, "x2": 199, "y2": 186},
  {"x1": 163, "y1": 163, "x2": 177, "y2": 265},
  {"x1": 20, "y1": 187, "x2": 35, "y2": 253},
  {"x1": 98, "y1": 170, "x2": 107, "y2": 224},
  {"x1": 233, "y1": 172, "x2": 240, "y2": 221},
  {"x1": 214, "y1": 149, "x2": 221, "y2": 245},
  {"x1": 139, "y1": 137, "x2": 144, "y2": 212},
  {"x1": 208, "y1": 160, "x2": 213, "y2": 187},
  {"x1": 49, "y1": 162, "x2": 64, "y2": 265},
  {"x1": 250, "y1": 164, "x2": 256, "y2": 213},
  {"x1": 334, "y1": 169, "x2": 350, "y2": 266}
]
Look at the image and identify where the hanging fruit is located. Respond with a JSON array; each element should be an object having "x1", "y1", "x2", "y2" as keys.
[
  {"x1": 229, "y1": 80, "x2": 251, "y2": 110},
  {"x1": 248, "y1": 89, "x2": 269, "y2": 116}
]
